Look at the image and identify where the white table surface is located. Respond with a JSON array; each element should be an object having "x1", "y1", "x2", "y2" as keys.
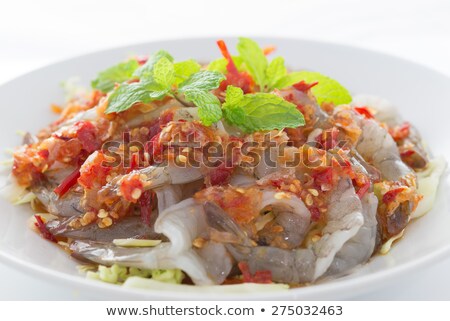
[{"x1": 1, "y1": 0, "x2": 450, "y2": 300}]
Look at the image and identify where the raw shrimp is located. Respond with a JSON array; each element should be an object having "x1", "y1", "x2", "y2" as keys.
[
  {"x1": 101, "y1": 165, "x2": 203, "y2": 197},
  {"x1": 61, "y1": 166, "x2": 201, "y2": 241},
  {"x1": 333, "y1": 106, "x2": 420, "y2": 247},
  {"x1": 32, "y1": 186, "x2": 84, "y2": 217},
  {"x1": 205, "y1": 179, "x2": 365, "y2": 283},
  {"x1": 351, "y1": 95, "x2": 428, "y2": 170},
  {"x1": 195, "y1": 183, "x2": 311, "y2": 249},
  {"x1": 324, "y1": 192, "x2": 378, "y2": 276},
  {"x1": 71, "y1": 199, "x2": 234, "y2": 285},
  {"x1": 278, "y1": 87, "x2": 330, "y2": 147},
  {"x1": 354, "y1": 117, "x2": 411, "y2": 181},
  {"x1": 49, "y1": 215, "x2": 160, "y2": 242},
  {"x1": 71, "y1": 241, "x2": 216, "y2": 285},
  {"x1": 257, "y1": 190, "x2": 311, "y2": 249}
]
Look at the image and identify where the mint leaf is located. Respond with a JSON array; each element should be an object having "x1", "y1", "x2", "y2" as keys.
[
  {"x1": 223, "y1": 85, "x2": 244, "y2": 106},
  {"x1": 178, "y1": 70, "x2": 225, "y2": 93},
  {"x1": 106, "y1": 81, "x2": 169, "y2": 114},
  {"x1": 133, "y1": 50, "x2": 174, "y2": 79},
  {"x1": 265, "y1": 57, "x2": 287, "y2": 91},
  {"x1": 222, "y1": 86, "x2": 305, "y2": 133},
  {"x1": 207, "y1": 58, "x2": 227, "y2": 73},
  {"x1": 178, "y1": 71, "x2": 225, "y2": 126},
  {"x1": 293, "y1": 71, "x2": 352, "y2": 105},
  {"x1": 237, "y1": 37, "x2": 268, "y2": 89},
  {"x1": 184, "y1": 90, "x2": 222, "y2": 126},
  {"x1": 174, "y1": 60, "x2": 201, "y2": 85},
  {"x1": 207, "y1": 56, "x2": 244, "y2": 73},
  {"x1": 153, "y1": 57, "x2": 175, "y2": 88},
  {"x1": 222, "y1": 86, "x2": 245, "y2": 126},
  {"x1": 91, "y1": 59, "x2": 139, "y2": 93},
  {"x1": 272, "y1": 71, "x2": 306, "y2": 90}
]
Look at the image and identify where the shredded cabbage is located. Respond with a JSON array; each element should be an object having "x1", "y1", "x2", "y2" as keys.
[
  {"x1": 12, "y1": 191, "x2": 36, "y2": 205},
  {"x1": 123, "y1": 277, "x2": 289, "y2": 293},
  {"x1": 112, "y1": 239, "x2": 162, "y2": 247},
  {"x1": 0, "y1": 159, "x2": 13, "y2": 166},
  {"x1": 86, "y1": 264, "x2": 184, "y2": 285},
  {"x1": 412, "y1": 157, "x2": 447, "y2": 219},
  {"x1": 0, "y1": 174, "x2": 27, "y2": 203},
  {"x1": 60, "y1": 77, "x2": 87, "y2": 102}
]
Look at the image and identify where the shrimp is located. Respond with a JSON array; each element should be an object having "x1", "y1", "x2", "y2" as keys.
[
  {"x1": 57, "y1": 165, "x2": 202, "y2": 242},
  {"x1": 70, "y1": 241, "x2": 216, "y2": 285},
  {"x1": 49, "y1": 215, "x2": 160, "y2": 242},
  {"x1": 256, "y1": 190, "x2": 311, "y2": 249},
  {"x1": 278, "y1": 86, "x2": 329, "y2": 147},
  {"x1": 354, "y1": 117, "x2": 411, "y2": 181},
  {"x1": 332, "y1": 106, "x2": 420, "y2": 247},
  {"x1": 244, "y1": 130, "x2": 290, "y2": 179},
  {"x1": 100, "y1": 165, "x2": 203, "y2": 198},
  {"x1": 324, "y1": 192, "x2": 378, "y2": 276},
  {"x1": 205, "y1": 179, "x2": 365, "y2": 283},
  {"x1": 351, "y1": 95, "x2": 428, "y2": 170},
  {"x1": 32, "y1": 186, "x2": 84, "y2": 217},
  {"x1": 195, "y1": 183, "x2": 311, "y2": 249},
  {"x1": 85, "y1": 164, "x2": 202, "y2": 218},
  {"x1": 71, "y1": 198, "x2": 234, "y2": 285}
]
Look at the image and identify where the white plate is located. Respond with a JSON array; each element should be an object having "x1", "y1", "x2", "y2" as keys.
[{"x1": 0, "y1": 37, "x2": 449, "y2": 300}]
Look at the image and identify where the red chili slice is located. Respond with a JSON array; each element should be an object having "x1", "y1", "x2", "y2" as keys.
[
  {"x1": 74, "y1": 121, "x2": 99, "y2": 153},
  {"x1": 217, "y1": 40, "x2": 239, "y2": 75},
  {"x1": 313, "y1": 168, "x2": 334, "y2": 186},
  {"x1": 139, "y1": 191, "x2": 155, "y2": 225},
  {"x1": 263, "y1": 45, "x2": 276, "y2": 56},
  {"x1": 354, "y1": 106, "x2": 374, "y2": 119},
  {"x1": 382, "y1": 187, "x2": 405, "y2": 204},
  {"x1": 293, "y1": 80, "x2": 318, "y2": 93},
  {"x1": 53, "y1": 167, "x2": 81, "y2": 197},
  {"x1": 238, "y1": 262, "x2": 253, "y2": 283},
  {"x1": 356, "y1": 180, "x2": 371, "y2": 199},
  {"x1": 310, "y1": 206, "x2": 321, "y2": 222},
  {"x1": 238, "y1": 262, "x2": 272, "y2": 284},
  {"x1": 34, "y1": 215, "x2": 57, "y2": 243},
  {"x1": 252, "y1": 270, "x2": 273, "y2": 284},
  {"x1": 216, "y1": 39, "x2": 254, "y2": 93}
]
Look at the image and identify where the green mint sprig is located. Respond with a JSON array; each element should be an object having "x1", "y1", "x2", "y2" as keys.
[
  {"x1": 103, "y1": 52, "x2": 224, "y2": 126},
  {"x1": 222, "y1": 85, "x2": 305, "y2": 133}
]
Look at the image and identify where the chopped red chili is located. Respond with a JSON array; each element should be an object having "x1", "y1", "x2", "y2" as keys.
[
  {"x1": 382, "y1": 188, "x2": 405, "y2": 204},
  {"x1": 293, "y1": 80, "x2": 318, "y2": 93},
  {"x1": 216, "y1": 40, "x2": 254, "y2": 93},
  {"x1": 53, "y1": 167, "x2": 80, "y2": 197},
  {"x1": 263, "y1": 45, "x2": 276, "y2": 56},
  {"x1": 316, "y1": 127, "x2": 339, "y2": 150},
  {"x1": 208, "y1": 165, "x2": 233, "y2": 186},
  {"x1": 139, "y1": 190, "x2": 155, "y2": 225},
  {"x1": 238, "y1": 262, "x2": 272, "y2": 284},
  {"x1": 34, "y1": 215, "x2": 57, "y2": 243},
  {"x1": 74, "y1": 121, "x2": 99, "y2": 153},
  {"x1": 354, "y1": 106, "x2": 374, "y2": 119},
  {"x1": 356, "y1": 180, "x2": 371, "y2": 199},
  {"x1": 310, "y1": 206, "x2": 321, "y2": 222},
  {"x1": 37, "y1": 149, "x2": 49, "y2": 159},
  {"x1": 313, "y1": 167, "x2": 334, "y2": 186},
  {"x1": 400, "y1": 150, "x2": 415, "y2": 158},
  {"x1": 389, "y1": 122, "x2": 411, "y2": 141}
]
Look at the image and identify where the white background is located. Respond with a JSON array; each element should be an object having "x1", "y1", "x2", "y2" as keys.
[{"x1": 1, "y1": 0, "x2": 450, "y2": 300}]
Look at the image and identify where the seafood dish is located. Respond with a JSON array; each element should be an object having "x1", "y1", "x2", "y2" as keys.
[{"x1": 1, "y1": 38, "x2": 445, "y2": 289}]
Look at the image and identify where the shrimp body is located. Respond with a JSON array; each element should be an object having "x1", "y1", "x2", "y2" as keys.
[
  {"x1": 333, "y1": 106, "x2": 421, "y2": 247},
  {"x1": 206, "y1": 179, "x2": 366, "y2": 284},
  {"x1": 71, "y1": 198, "x2": 233, "y2": 285}
]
